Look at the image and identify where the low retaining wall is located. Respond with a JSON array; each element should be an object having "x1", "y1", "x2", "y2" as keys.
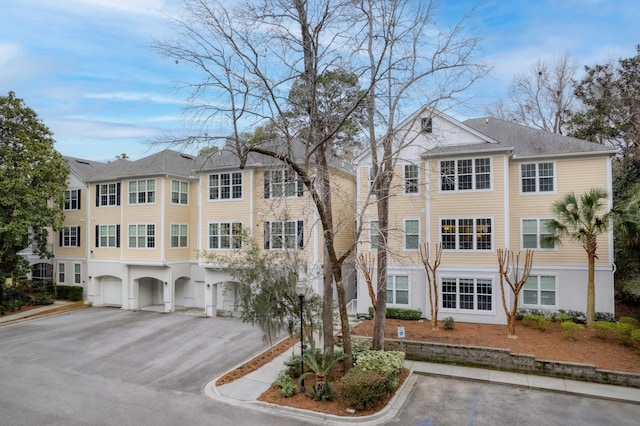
[{"x1": 381, "y1": 338, "x2": 640, "y2": 389}]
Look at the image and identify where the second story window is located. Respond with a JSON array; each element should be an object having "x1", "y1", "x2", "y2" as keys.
[
  {"x1": 171, "y1": 180, "x2": 189, "y2": 205},
  {"x1": 129, "y1": 224, "x2": 155, "y2": 248},
  {"x1": 64, "y1": 189, "x2": 81, "y2": 210},
  {"x1": 404, "y1": 219, "x2": 419, "y2": 250},
  {"x1": 404, "y1": 165, "x2": 419, "y2": 194},
  {"x1": 522, "y1": 219, "x2": 556, "y2": 249},
  {"x1": 521, "y1": 162, "x2": 554, "y2": 193},
  {"x1": 209, "y1": 172, "x2": 242, "y2": 200},
  {"x1": 441, "y1": 218, "x2": 492, "y2": 251},
  {"x1": 171, "y1": 224, "x2": 189, "y2": 248},
  {"x1": 59, "y1": 226, "x2": 80, "y2": 247},
  {"x1": 264, "y1": 169, "x2": 303, "y2": 198},
  {"x1": 129, "y1": 179, "x2": 155, "y2": 204},
  {"x1": 97, "y1": 183, "x2": 120, "y2": 207},
  {"x1": 264, "y1": 220, "x2": 304, "y2": 250},
  {"x1": 440, "y1": 158, "x2": 491, "y2": 192}
]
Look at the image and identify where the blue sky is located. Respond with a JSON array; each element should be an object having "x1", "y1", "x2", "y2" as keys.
[{"x1": 1, "y1": 0, "x2": 639, "y2": 162}]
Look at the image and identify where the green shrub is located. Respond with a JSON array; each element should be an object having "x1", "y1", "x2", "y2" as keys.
[
  {"x1": 8, "y1": 298, "x2": 24, "y2": 312},
  {"x1": 367, "y1": 307, "x2": 422, "y2": 320},
  {"x1": 355, "y1": 350, "x2": 404, "y2": 380},
  {"x1": 0, "y1": 305, "x2": 5, "y2": 315},
  {"x1": 594, "y1": 321, "x2": 617, "y2": 339},
  {"x1": 308, "y1": 381, "x2": 337, "y2": 402},
  {"x1": 284, "y1": 354, "x2": 302, "y2": 378},
  {"x1": 561, "y1": 321, "x2": 584, "y2": 340},
  {"x1": 274, "y1": 372, "x2": 297, "y2": 398},
  {"x1": 340, "y1": 367, "x2": 393, "y2": 410},
  {"x1": 33, "y1": 293, "x2": 54, "y2": 305},
  {"x1": 522, "y1": 315, "x2": 540, "y2": 327},
  {"x1": 55, "y1": 285, "x2": 83, "y2": 301},
  {"x1": 595, "y1": 312, "x2": 616, "y2": 322},
  {"x1": 619, "y1": 316, "x2": 640, "y2": 327},
  {"x1": 554, "y1": 312, "x2": 572, "y2": 323},
  {"x1": 631, "y1": 329, "x2": 640, "y2": 344},
  {"x1": 351, "y1": 337, "x2": 372, "y2": 362},
  {"x1": 442, "y1": 316, "x2": 455, "y2": 330}
]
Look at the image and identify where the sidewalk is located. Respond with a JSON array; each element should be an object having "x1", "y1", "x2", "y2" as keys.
[
  {"x1": 206, "y1": 346, "x2": 640, "y2": 425},
  {"x1": 0, "y1": 300, "x2": 78, "y2": 326}
]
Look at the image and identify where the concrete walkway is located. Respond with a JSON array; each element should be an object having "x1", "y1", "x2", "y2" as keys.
[{"x1": 0, "y1": 300, "x2": 76, "y2": 325}]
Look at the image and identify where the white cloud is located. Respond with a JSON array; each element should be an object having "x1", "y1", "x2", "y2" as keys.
[{"x1": 84, "y1": 91, "x2": 185, "y2": 105}]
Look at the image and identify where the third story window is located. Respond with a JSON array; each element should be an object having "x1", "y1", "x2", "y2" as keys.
[
  {"x1": 64, "y1": 189, "x2": 80, "y2": 210},
  {"x1": 171, "y1": 180, "x2": 189, "y2": 204},
  {"x1": 404, "y1": 220, "x2": 419, "y2": 249},
  {"x1": 208, "y1": 222, "x2": 243, "y2": 249},
  {"x1": 441, "y1": 218, "x2": 492, "y2": 251},
  {"x1": 129, "y1": 179, "x2": 155, "y2": 204},
  {"x1": 440, "y1": 158, "x2": 491, "y2": 191},
  {"x1": 209, "y1": 172, "x2": 242, "y2": 200},
  {"x1": 404, "y1": 164, "x2": 419, "y2": 194},
  {"x1": 171, "y1": 224, "x2": 188, "y2": 248},
  {"x1": 129, "y1": 224, "x2": 155, "y2": 248},
  {"x1": 521, "y1": 162, "x2": 554, "y2": 193},
  {"x1": 522, "y1": 219, "x2": 555, "y2": 249},
  {"x1": 264, "y1": 220, "x2": 304, "y2": 250}
]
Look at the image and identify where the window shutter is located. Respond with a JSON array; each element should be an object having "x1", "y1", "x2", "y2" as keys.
[
  {"x1": 263, "y1": 171, "x2": 270, "y2": 198},
  {"x1": 77, "y1": 190, "x2": 81, "y2": 210},
  {"x1": 297, "y1": 221, "x2": 304, "y2": 249},
  {"x1": 264, "y1": 221, "x2": 270, "y2": 249},
  {"x1": 116, "y1": 183, "x2": 121, "y2": 206},
  {"x1": 297, "y1": 177, "x2": 303, "y2": 197},
  {"x1": 116, "y1": 225, "x2": 121, "y2": 248},
  {"x1": 59, "y1": 230, "x2": 63, "y2": 247},
  {"x1": 95, "y1": 225, "x2": 99, "y2": 248},
  {"x1": 77, "y1": 226, "x2": 81, "y2": 247},
  {"x1": 95, "y1": 185, "x2": 100, "y2": 206}
]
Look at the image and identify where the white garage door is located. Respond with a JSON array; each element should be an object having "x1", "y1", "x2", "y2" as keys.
[{"x1": 102, "y1": 278, "x2": 122, "y2": 306}]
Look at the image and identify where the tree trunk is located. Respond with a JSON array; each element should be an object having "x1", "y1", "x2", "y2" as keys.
[
  {"x1": 586, "y1": 251, "x2": 596, "y2": 328},
  {"x1": 372, "y1": 185, "x2": 389, "y2": 350},
  {"x1": 322, "y1": 249, "x2": 334, "y2": 355}
]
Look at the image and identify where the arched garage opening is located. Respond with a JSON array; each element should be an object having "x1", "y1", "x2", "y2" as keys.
[
  {"x1": 138, "y1": 277, "x2": 163, "y2": 309},
  {"x1": 174, "y1": 276, "x2": 193, "y2": 309}
]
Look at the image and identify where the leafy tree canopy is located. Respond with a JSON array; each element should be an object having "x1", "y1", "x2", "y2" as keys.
[{"x1": 0, "y1": 92, "x2": 69, "y2": 288}]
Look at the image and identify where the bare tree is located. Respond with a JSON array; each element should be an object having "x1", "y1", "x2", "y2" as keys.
[
  {"x1": 354, "y1": 0, "x2": 487, "y2": 349},
  {"x1": 357, "y1": 252, "x2": 377, "y2": 316},
  {"x1": 487, "y1": 52, "x2": 577, "y2": 134},
  {"x1": 497, "y1": 249, "x2": 534, "y2": 338},
  {"x1": 420, "y1": 243, "x2": 442, "y2": 330}
]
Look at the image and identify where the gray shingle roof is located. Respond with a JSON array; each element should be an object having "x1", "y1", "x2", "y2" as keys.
[
  {"x1": 64, "y1": 156, "x2": 109, "y2": 181},
  {"x1": 462, "y1": 117, "x2": 616, "y2": 158}
]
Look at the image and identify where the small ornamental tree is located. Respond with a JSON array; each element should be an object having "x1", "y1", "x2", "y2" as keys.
[
  {"x1": 420, "y1": 243, "x2": 442, "y2": 329},
  {"x1": 497, "y1": 249, "x2": 534, "y2": 338},
  {"x1": 358, "y1": 252, "x2": 377, "y2": 317}
]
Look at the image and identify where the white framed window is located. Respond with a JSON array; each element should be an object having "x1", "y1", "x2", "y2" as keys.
[
  {"x1": 264, "y1": 220, "x2": 303, "y2": 250},
  {"x1": 370, "y1": 220, "x2": 379, "y2": 250},
  {"x1": 440, "y1": 158, "x2": 491, "y2": 191},
  {"x1": 171, "y1": 180, "x2": 189, "y2": 205},
  {"x1": 264, "y1": 169, "x2": 302, "y2": 198},
  {"x1": 129, "y1": 179, "x2": 155, "y2": 204},
  {"x1": 209, "y1": 222, "x2": 243, "y2": 249},
  {"x1": 523, "y1": 275, "x2": 557, "y2": 307},
  {"x1": 64, "y1": 189, "x2": 80, "y2": 210},
  {"x1": 96, "y1": 225, "x2": 119, "y2": 248},
  {"x1": 128, "y1": 224, "x2": 155, "y2": 248},
  {"x1": 404, "y1": 219, "x2": 419, "y2": 250},
  {"x1": 60, "y1": 226, "x2": 80, "y2": 247},
  {"x1": 74, "y1": 263, "x2": 81, "y2": 284},
  {"x1": 522, "y1": 219, "x2": 556, "y2": 249},
  {"x1": 58, "y1": 262, "x2": 65, "y2": 284},
  {"x1": 97, "y1": 183, "x2": 120, "y2": 206},
  {"x1": 209, "y1": 172, "x2": 242, "y2": 200},
  {"x1": 442, "y1": 277, "x2": 493, "y2": 312},
  {"x1": 386, "y1": 275, "x2": 409, "y2": 305},
  {"x1": 521, "y1": 162, "x2": 554, "y2": 193},
  {"x1": 440, "y1": 218, "x2": 492, "y2": 251},
  {"x1": 404, "y1": 164, "x2": 419, "y2": 194},
  {"x1": 171, "y1": 224, "x2": 188, "y2": 248}
]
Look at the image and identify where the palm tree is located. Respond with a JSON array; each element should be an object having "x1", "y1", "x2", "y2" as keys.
[{"x1": 547, "y1": 188, "x2": 611, "y2": 328}]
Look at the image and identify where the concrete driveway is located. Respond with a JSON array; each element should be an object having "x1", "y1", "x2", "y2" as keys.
[{"x1": 0, "y1": 307, "x2": 300, "y2": 426}]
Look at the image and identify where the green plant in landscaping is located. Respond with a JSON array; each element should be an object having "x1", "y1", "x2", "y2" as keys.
[
  {"x1": 284, "y1": 354, "x2": 303, "y2": 378},
  {"x1": 274, "y1": 372, "x2": 297, "y2": 398},
  {"x1": 299, "y1": 348, "x2": 347, "y2": 400},
  {"x1": 442, "y1": 316, "x2": 455, "y2": 330},
  {"x1": 522, "y1": 315, "x2": 551, "y2": 331},
  {"x1": 554, "y1": 312, "x2": 572, "y2": 323},
  {"x1": 351, "y1": 337, "x2": 372, "y2": 362},
  {"x1": 631, "y1": 329, "x2": 640, "y2": 345},
  {"x1": 355, "y1": 350, "x2": 404, "y2": 379},
  {"x1": 367, "y1": 306, "x2": 422, "y2": 320},
  {"x1": 340, "y1": 367, "x2": 393, "y2": 410},
  {"x1": 619, "y1": 316, "x2": 640, "y2": 327},
  {"x1": 33, "y1": 293, "x2": 54, "y2": 305},
  {"x1": 8, "y1": 298, "x2": 23, "y2": 312},
  {"x1": 561, "y1": 321, "x2": 584, "y2": 340},
  {"x1": 308, "y1": 381, "x2": 337, "y2": 402}
]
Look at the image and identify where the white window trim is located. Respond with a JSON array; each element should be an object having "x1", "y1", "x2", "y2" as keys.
[
  {"x1": 61, "y1": 226, "x2": 80, "y2": 247},
  {"x1": 57, "y1": 262, "x2": 65, "y2": 284},
  {"x1": 521, "y1": 273, "x2": 558, "y2": 309},
  {"x1": 98, "y1": 224, "x2": 119, "y2": 248},
  {"x1": 440, "y1": 217, "x2": 494, "y2": 252},
  {"x1": 438, "y1": 157, "x2": 493, "y2": 193},
  {"x1": 208, "y1": 172, "x2": 243, "y2": 201},
  {"x1": 520, "y1": 218, "x2": 557, "y2": 251},
  {"x1": 64, "y1": 189, "x2": 80, "y2": 211},
  {"x1": 208, "y1": 222, "x2": 244, "y2": 250},
  {"x1": 170, "y1": 223, "x2": 189, "y2": 248},
  {"x1": 440, "y1": 275, "x2": 495, "y2": 314},
  {"x1": 370, "y1": 220, "x2": 379, "y2": 250},
  {"x1": 171, "y1": 180, "x2": 189, "y2": 205},
  {"x1": 128, "y1": 179, "x2": 156, "y2": 205},
  {"x1": 386, "y1": 275, "x2": 410, "y2": 306},
  {"x1": 98, "y1": 183, "x2": 119, "y2": 207},
  {"x1": 128, "y1": 223, "x2": 156, "y2": 249},
  {"x1": 403, "y1": 164, "x2": 420, "y2": 195},
  {"x1": 403, "y1": 218, "x2": 420, "y2": 251},
  {"x1": 73, "y1": 262, "x2": 82, "y2": 284},
  {"x1": 265, "y1": 169, "x2": 302, "y2": 199},
  {"x1": 519, "y1": 161, "x2": 557, "y2": 195}
]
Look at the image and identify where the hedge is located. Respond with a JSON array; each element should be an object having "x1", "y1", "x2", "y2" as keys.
[
  {"x1": 367, "y1": 306, "x2": 422, "y2": 320},
  {"x1": 55, "y1": 285, "x2": 83, "y2": 301}
]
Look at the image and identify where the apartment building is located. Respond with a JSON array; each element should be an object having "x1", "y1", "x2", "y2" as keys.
[
  {"x1": 355, "y1": 107, "x2": 617, "y2": 324},
  {"x1": 50, "y1": 147, "x2": 356, "y2": 316}
]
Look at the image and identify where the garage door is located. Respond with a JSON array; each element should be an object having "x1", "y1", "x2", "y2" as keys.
[{"x1": 102, "y1": 278, "x2": 122, "y2": 306}]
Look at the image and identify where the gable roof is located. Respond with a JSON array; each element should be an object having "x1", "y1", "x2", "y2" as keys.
[
  {"x1": 64, "y1": 156, "x2": 109, "y2": 181},
  {"x1": 462, "y1": 117, "x2": 616, "y2": 159}
]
